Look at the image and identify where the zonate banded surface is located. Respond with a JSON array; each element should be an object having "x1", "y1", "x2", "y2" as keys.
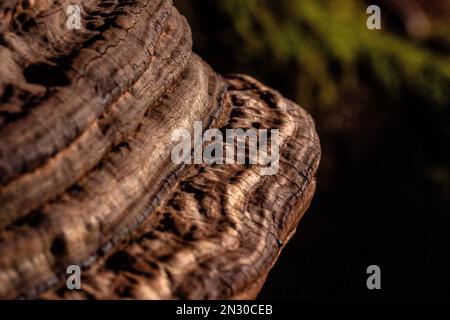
[{"x1": 0, "y1": 0, "x2": 320, "y2": 299}]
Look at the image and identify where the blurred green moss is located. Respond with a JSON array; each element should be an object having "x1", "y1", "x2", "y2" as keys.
[
  {"x1": 177, "y1": 0, "x2": 448, "y2": 115},
  {"x1": 205, "y1": 0, "x2": 450, "y2": 112}
]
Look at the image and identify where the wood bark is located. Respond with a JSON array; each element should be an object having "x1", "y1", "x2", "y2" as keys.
[{"x1": 0, "y1": 0, "x2": 320, "y2": 299}]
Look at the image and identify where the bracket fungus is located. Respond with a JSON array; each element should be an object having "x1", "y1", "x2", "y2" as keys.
[{"x1": 0, "y1": 0, "x2": 320, "y2": 299}]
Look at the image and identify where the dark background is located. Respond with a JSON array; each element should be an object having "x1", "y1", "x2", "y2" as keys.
[{"x1": 174, "y1": 0, "x2": 450, "y2": 299}]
